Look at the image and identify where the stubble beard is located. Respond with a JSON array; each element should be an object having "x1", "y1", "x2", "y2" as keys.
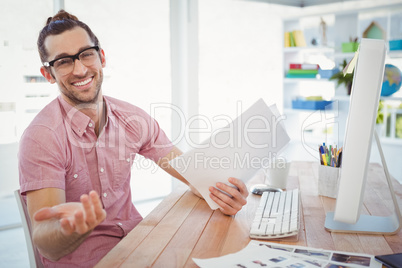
[{"x1": 60, "y1": 69, "x2": 104, "y2": 107}]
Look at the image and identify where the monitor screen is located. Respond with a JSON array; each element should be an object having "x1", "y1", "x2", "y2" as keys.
[{"x1": 332, "y1": 38, "x2": 386, "y2": 224}]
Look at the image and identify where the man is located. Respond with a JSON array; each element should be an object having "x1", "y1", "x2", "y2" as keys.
[{"x1": 18, "y1": 10, "x2": 248, "y2": 267}]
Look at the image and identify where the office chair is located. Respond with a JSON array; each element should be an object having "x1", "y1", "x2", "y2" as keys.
[{"x1": 14, "y1": 190, "x2": 44, "y2": 268}]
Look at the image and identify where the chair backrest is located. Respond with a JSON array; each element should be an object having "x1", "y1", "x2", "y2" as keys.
[
  {"x1": 0, "y1": 142, "x2": 19, "y2": 198},
  {"x1": 14, "y1": 190, "x2": 44, "y2": 268}
]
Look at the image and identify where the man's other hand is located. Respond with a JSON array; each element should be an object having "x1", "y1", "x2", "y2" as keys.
[{"x1": 209, "y1": 177, "x2": 248, "y2": 216}]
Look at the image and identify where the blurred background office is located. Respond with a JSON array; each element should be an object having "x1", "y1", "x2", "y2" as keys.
[{"x1": 1, "y1": 0, "x2": 402, "y2": 266}]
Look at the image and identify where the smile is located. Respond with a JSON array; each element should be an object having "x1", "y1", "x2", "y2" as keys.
[{"x1": 73, "y1": 77, "x2": 93, "y2": 87}]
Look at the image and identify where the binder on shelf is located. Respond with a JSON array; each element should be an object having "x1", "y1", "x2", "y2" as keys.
[
  {"x1": 289, "y1": 63, "x2": 319, "y2": 70},
  {"x1": 389, "y1": 39, "x2": 402, "y2": 51},
  {"x1": 293, "y1": 30, "x2": 306, "y2": 47},
  {"x1": 284, "y1": 32, "x2": 290, "y2": 47},
  {"x1": 292, "y1": 99, "x2": 332, "y2": 110},
  {"x1": 289, "y1": 32, "x2": 296, "y2": 47},
  {"x1": 287, "y1": 69, "x2": 318, "y2": 75},
  {"x1": 285, "y1": 73, "x2": 317, "y2": 79},
  {"x1": 318, "y1": 68, "x2": 338, "y2": 79}
]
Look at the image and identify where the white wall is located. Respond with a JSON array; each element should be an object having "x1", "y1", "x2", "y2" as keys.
[{"x1": 198, "y1": 0, "x2": 286, "y2": 142}]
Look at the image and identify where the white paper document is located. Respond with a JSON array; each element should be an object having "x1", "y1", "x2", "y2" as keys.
[
  {"x1": 169, "y1": 99, "x2": 290, "y2": 210},
  {"x1": 193, "y1": 241, "x2": 382, "y2": 268}
]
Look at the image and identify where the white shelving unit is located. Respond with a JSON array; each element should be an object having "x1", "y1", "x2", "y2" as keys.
[
  {"x1": 282, "y1": 22, "x2": 340, "y2": 145},
  {"x1": 282, "y1": 5, "x2": 402, "y2": 183},
  {"x1": 283, "y1": 10, "x2": 402, "y2": 135}
]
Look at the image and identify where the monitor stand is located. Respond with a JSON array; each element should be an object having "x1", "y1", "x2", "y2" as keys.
[{"x1": 324, "y1": 130, "x2": 402, "y2": 235}]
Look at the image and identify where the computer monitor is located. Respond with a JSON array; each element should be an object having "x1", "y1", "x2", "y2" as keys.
[{"x1": 324, "y1": 38, "x2": 402, "y2": 234}]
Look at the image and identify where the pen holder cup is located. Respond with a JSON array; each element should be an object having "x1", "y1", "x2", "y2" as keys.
[{"x1": 318, "y1": 165, "x2": 340, "y2": 199}]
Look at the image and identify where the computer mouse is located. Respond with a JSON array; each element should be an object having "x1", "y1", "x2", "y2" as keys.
[{"x1": 250, "y1": 184, "x2": 283, "y2": 195}]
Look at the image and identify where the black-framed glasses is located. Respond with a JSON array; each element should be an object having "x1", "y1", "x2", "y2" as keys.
[{"x1": 43, "y1": 46, "x2": 100, "y2": 75}]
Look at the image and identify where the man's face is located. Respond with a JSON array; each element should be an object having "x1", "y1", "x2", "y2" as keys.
[{"x1": 41, "y1": 27, "x2": 106, "y2": 106}]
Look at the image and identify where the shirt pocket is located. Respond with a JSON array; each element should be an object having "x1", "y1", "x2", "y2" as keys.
[
  {"x1": 113, "y1": 158, "x2": 132, "y2": 190},
  {"x1": 65, "y1": 167, "x2": 90, "y2": 202}
]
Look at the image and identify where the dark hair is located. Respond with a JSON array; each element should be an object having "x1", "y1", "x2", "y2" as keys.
[{"x1": 37, "y1": 10, "x2": 100, "y2": 64}]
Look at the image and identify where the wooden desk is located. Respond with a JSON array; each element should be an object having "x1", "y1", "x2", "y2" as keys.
[{"x1": 96, "y1": 161, "x2": 402, "y2": 268}]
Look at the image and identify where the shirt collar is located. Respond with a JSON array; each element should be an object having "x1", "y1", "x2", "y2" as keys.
[
  {"x1": 103, "y1": 96, "x2": 116, "y2": 128},
  {"x1": 57, "y1": 95, "x2": 116, "y2": 137},
  {"x1": 57, "y1": 95, "x2": 94, "y2": 137}
]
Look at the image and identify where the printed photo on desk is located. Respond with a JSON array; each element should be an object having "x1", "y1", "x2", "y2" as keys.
[{"x1": 193, "y1": 241, "x2": 382, "y2": 268}]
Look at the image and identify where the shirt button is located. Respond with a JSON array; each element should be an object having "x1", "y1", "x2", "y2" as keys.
[
  {"x1": 100, "y1": 168, "x2": 104, "y2": 173},
  {"x1": 73, "y1": 174, "x2": 78, "y2": 179},
  {"x1": 126, "y1": 158, "x2": 130, "y2": 162},
  {"x1": 89, "y1": 123, "x2": 93, "y2": 127},
  {"x1": 118, "y1": 222, "x2": 122, "y2": 226},
  {"x1": 103, "y1": 192, "x2": 107, "y2": 198}
]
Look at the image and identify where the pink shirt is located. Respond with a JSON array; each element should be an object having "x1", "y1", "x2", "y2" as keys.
[{"x1": 18, "y1": 95, "x2": 173, "y2": 267}]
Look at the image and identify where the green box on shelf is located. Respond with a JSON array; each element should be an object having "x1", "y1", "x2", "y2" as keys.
[{"x1": 341, "y1": 42, "x2": 359, "y2": 53}]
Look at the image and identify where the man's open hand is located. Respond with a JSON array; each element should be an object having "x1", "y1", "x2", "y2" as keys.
[{"x1": 34, "y1": 191, "x2": 106, "y2": 236}]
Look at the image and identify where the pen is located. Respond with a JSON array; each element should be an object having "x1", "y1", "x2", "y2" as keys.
[
  {"x1": 319, "y1": 146, "x2": 324, "y2": 165},
  {"x1": 326, "y1": 153, "x2": 330, "y2": 166},
  {"x1": 338, "y1": 151, "x2": 342, "y2": 167},
  {"x1": 319, "y1": 145, "x2": 327, "y2": 166},
  {"x1": 322, "y1": 154, "x2": 327, "y2": 166}
]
